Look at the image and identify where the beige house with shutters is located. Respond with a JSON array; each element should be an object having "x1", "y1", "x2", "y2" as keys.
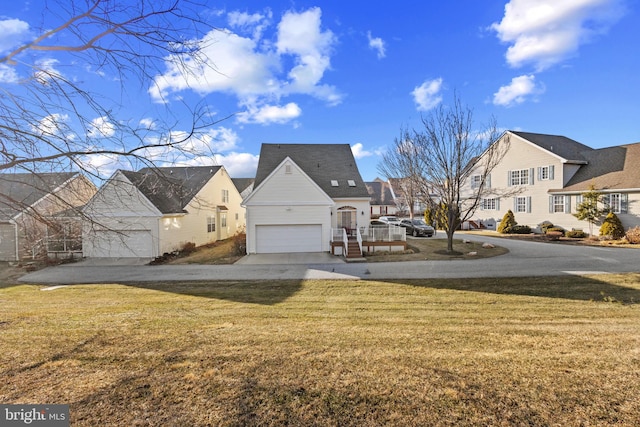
[{"x1": 466, "y1": 131, "x2": 640, "y2": 233}]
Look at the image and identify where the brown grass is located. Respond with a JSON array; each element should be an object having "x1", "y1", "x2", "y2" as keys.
[{"x1": 2, "y1": 275, "x2": 640, "y2": 426}]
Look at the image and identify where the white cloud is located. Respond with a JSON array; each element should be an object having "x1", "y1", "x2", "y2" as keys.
[
  {"x1": 493, "y1": 74, "x2": 544, "y2": 106},
  {"x1": 150, "y1": 7, "x2": 342, "y2": 110},
  {"x1": 411, "y1": 78, "x2": 443, "y2": 111},
  {"x1": 213, "y1": 152, "x2": 260, "y2": 178},
  {"x1": 491, "y1": 0, "x2": 625, "y2": 70},
  {"x1": 0, "y1": 64, "x2": 19, "y2": 83},
  {"x1": 367, "y1": 31, "x2": 386, "y2": 59},
  {"x1": 228, "y1": 10, "x2": 272, "y2": 39},
  {"x1": 32, "y1": 113, "x2": 70, "y2": 136},
  {"x1": 236, "y1": 102, "x2": 301, "y2": 125},
  {"x1": 139, "y1": 118, "x2": 156, "y2": 130},
  {"x1": 351, "y1": 143, "x2": 372, "y2": 159},
  {"x1": 33, "y1": 58, "x2": 63, "y2": 84},
  {"x1": 87, "y1": 116, "x2": 116, "y2": 138},
  {"x1": 0, "y1": 18, "x2": 30, "y2": 54}
]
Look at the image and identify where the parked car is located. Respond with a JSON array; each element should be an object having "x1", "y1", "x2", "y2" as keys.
[
  {"x1": 400, "y1": 219, "x2": 435, "y2": 237},
  {"x1": 370, "y1": 220, "x2": 386, "y2": 226},
  {"x1": 378, "y1": 216, "x2": 401, "y2": 226}
]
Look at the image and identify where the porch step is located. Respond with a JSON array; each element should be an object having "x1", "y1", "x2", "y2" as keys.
[{"x1": 346, "y1": 241, "x2": 362, "y2": 259}]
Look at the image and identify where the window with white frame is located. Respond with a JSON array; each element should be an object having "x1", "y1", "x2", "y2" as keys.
[
  {"x1": 515, "y1": 196, "x2": 529, "y2": 213},
  {"x1": 471, "y1": 174, "x2": 482, "y2": 189},
  {"x1": 481, "y1": 198, "x2": 499, "y2": 210},
  {"x1": 222, "y1": 189, "x2": 229, "y2": 203},
  {"x1": 552, "y1": 195, "x2": 565, "y2": 213},
  {"x1": 538, "y1": 165, "x2": 555, "y2": 181},
  {"x1": 608, "y1": 193, "x2": 622, "y2": 213},
  {"x1": 221, "y1": 213, "x2": 227, "y2": 228},
  {"x1": 509, "y1": 169, "x2": 530, "y2": 186},
  {"x1": 207, "y1": 216, "x2": 215, "y2": 233}
]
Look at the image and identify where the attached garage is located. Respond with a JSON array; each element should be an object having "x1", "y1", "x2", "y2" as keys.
[
  {"x1": 256, "y1": 224, "x2": 322, "y2": 253},
  {"x1": 87, "y1": 229, "x2": 154, "y2": 258}
]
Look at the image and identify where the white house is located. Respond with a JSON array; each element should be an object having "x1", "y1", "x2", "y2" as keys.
[
  {"x1": 0, "y1": 172, "x2": 96, "y2": 261},
  {"x1": 243, "y1": 144, "x2": 371, "y2": 254},
  {"x1": 468, "y1": 131, "x2": 640, "y2": 232},
  {"x1": 83, "y1": 166, "x2": 245, "y2": 258}
]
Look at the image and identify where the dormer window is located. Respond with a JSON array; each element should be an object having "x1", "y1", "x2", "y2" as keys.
[
  {"x1": 331, "y1": 180, "x2": 339, "y2": 187},
  {"x1": 347, "y1": 180, "x2": 356, "y2": 187}
]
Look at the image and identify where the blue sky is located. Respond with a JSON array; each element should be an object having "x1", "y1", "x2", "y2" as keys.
[{"x1": 2, "y1": 0, "x2": 639, "y2": 181}]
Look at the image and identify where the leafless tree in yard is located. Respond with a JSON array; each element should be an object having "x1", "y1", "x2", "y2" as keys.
[
  {"x1": 378, "y1": 95, "x2": 508, "y2": 253},
  {"x1": 0, "y1": 0, "x2": 227, "y2": 259}
]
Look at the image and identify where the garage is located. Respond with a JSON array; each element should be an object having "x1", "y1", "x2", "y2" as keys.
[
  {"x1": 87, "y1": 230, "x2": 154, "y2": 258},
  {"x1": 256, "y1": 224, "x2": 322, "y2": 253}
]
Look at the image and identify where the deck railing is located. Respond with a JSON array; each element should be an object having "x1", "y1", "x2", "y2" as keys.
[{"x1": 360, "y1": 225, "x2": 406, "y2": 242}]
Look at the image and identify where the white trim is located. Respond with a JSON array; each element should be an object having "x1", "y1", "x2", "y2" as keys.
[{"x1": 243, "y1": 156, "x2": 334, "y2": 206}]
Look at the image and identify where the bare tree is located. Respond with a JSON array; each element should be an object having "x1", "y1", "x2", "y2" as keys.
[
  {"x1": 379, "y1": 95, "x2": 507, "y2": 253},
  {"x1": 0, "y1": 0, "x2": 228, "y2": 259}
]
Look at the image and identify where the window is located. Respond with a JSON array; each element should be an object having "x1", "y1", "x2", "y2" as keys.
[
  {"x1": 331, "y1": 180, "x2": 339, "y2": 187},
  {"x1": 605, "y1": 193, "x2": 628, "y2": 214},
  {"x1": 471, "y1": 175, "x2": 482, "y2": 189},
  {"x1": 347, "y1": 180, "x2": 356, "y2": 187},
  {"x1": 481, "y1": 198, "x2": 499, "y2": 210},
  {"x1": 538, "y1": 165, "x2": 555, "y2": 181},
  {"x1": 514, "y1": 196, "x2": 530, "y2": 213},
  {"x1": 509, "y1": 169, "x2": 531, "y2": 186},
  {"x1": 221, "y1": 213, "x2": 227, "y2": 228},
  {"x1": 207, "y1": 216, "x2": 215, "y2": 233},
  {"x1": 222, "y1": 189, "x2": 229, "y2": 203},
  {"x1": 235, "y1": 213, "x2": 239, "y2": 220},
  {"x1": 551, "y1": 195, "x2": 568, "y2": 213}
]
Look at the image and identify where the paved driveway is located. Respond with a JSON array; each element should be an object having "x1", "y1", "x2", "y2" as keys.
[{"x1": 18, "y1": 234, "x2": 640, "y2": 285}]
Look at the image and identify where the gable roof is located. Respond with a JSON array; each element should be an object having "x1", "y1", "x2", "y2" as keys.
[
  {"x1": 121, "y1": 166, "x2": 222, "y2": 214},
  {"x1": 511, "y1": 131, "x2": 593, "y2": 163},
  {"x1": 556, "y1": 142, "x2": 640, "y2": 192},
  {"x1": 365, "y1": 179, "x2": 396, "y2": 205},
  {"x1": 254, "y1": 144, "x2": 369, "y2": 198},
  {"x1": 231, "y1": 178, "x2": 254, "y2": 194},
  {"x1": 0, "y1": 172, "x2": 79, "y2": 221}
]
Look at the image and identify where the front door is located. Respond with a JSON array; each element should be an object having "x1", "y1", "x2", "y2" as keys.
[{"x1": 337, "y1": 207, "x2": 357, "y2": 235}]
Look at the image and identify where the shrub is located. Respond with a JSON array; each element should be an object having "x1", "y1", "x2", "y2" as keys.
[
  {"x1": 538, "y1": 221, "x2": 555, "y2": 233},
  {"x1": 600, "y1": 212, "x2": 625, "y2": 240},
  {"x1": 566, "y1": 230, "x2": 586, "y2": 238},
  {"x1": 498, "y1": 210, "x2": 516, "y2": 234},
  {"x1": 232, "y1": 232, "x2": 247, "y2": 256},
  {"x1": 180, "y1": 242, "x2": 196, "y2": 254},
  {"x1": 546, "y1": 226, "x2": 565, "y2": 236},
  {"x1": 625, "y1": 226, "x2": 640, "y2": 244},
  {"x1": 510, "y1": 225, "x2": 531, "y2": 234}
]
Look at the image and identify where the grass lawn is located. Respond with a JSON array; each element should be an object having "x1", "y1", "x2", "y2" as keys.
[{"x1": 2, "y1": 275, "x2": 640, "y2": 426}]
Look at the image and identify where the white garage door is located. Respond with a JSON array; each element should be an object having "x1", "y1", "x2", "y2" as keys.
[
  {"x1": 256, "y1": 225, "x2": 322, "y2": 253},
  {"x1": 89, "y1": 230, "x2": 154, "y2": 258}
]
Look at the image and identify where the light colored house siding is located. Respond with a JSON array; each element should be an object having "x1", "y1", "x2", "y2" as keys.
[
  {"x1": 83, "y1": 171, "x2": 162, "y2": 257},
  {"x1": 0, "y1": 223, "x2": 17, "y2": 261},
  {"x1": 158, "y1": 167, "x2": 246, "y2": 254}
]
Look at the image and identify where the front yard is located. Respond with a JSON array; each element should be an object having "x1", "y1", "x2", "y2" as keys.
[{"x1": 1, "y1": 275, "x2": 639, "y2": 425}]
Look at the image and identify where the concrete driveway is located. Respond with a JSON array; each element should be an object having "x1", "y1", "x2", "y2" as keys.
[{"x1": 17, "y1": 233, "x2": 640, "y2": 285}]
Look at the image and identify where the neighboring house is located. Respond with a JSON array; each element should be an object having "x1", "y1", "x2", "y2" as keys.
[
  {"x1": 0, "y1": 172, "x2": 97, "y2": 261},
  {"x1": 468, "y1": 131, "x2": 640, "y2": 232},
  {"x1": 83, "y1": 165, "x2": 245, "y2": 258},
  {"x1": 232, "y1": 178, "x2": 255, "y2": 200},
  {"x1": 388, "y1": 177, "x2": 432, "y2": 217},
  {"x1": 366, "y1": 178, "x2": 398, "y2": 217},
  {"x1": 243, "y1": 143, "x2": 370, "y2": 254}
]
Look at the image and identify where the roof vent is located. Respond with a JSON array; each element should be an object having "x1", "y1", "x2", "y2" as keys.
[{"x1": 331, "y1": 180, "x2": 339, "y2": 187}]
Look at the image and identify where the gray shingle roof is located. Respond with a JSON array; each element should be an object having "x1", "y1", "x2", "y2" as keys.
[
  {"x1": 231, "y1": 178, "x2": 254, "y2": 194},
  {"x1": 365, "y1": 180, "x2": 395, "y2": 205},
  {"x1": 558, "y1": 142, "x2": 640, "y2": 192},
  {"x1": 0, "y1": 172, "x2": 78, "y2": 221},
  {"x1": 121, "y1": 166, "x2": 222, "y2": 214},
  {"x1": 511, "y1": 131, "x2": 592, "y2": 163},
  {"x1": 254, "y1": 144, "x2": 369, "y2": 198}
]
